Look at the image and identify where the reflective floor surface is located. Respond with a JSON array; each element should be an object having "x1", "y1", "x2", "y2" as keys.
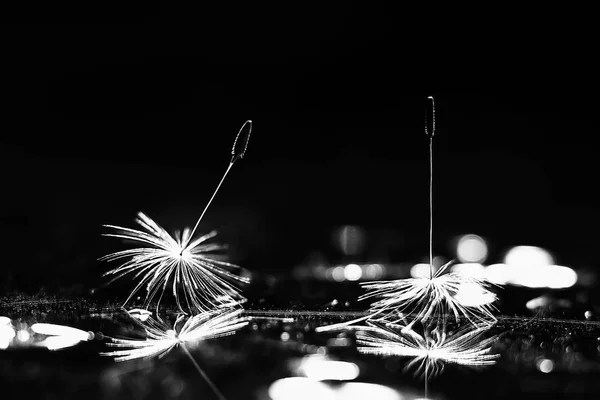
[{"x1": 2, "y1": 282, "x2": 600, "y2": 400}]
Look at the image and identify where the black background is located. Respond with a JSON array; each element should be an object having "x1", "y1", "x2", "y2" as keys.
[{"x1": 1, "y1": 5, "x2": 598, "y2": 293}]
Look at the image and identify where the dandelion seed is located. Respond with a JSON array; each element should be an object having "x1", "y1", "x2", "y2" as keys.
[
  {"x1": 101, "y1": 212, "x2": 249, "y2": 313},
  {"x1": 356, "y1": 322, "x2": 500, "y2": 379},
  {"x1": 316, "y1": 263, "x2": 497, "y2": 333},
  {"x1": 316, "y1": 98, "x2": 498, "y2": 333},
  {"x1": 102, "y1": 308, "x2": 249, "y2": 400},
  {"x1": 101, "y1": 121, "x2": 253, "y2": 314},
  {"x1": 359, "y1": 260, "x2": 498, "y2": 330}
]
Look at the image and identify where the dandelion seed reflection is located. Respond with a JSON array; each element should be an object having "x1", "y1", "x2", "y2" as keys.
[
  {"x1": 102, "y1": 308, "x2": 249, "y2": 362},
  {"x1": 103, "y1": 308, "x2": 249, "y2": 400},
  {"x1": 356, "y1": 322, "x2": 500, "y2": 379},
  {"x1": 355, "y1": 322, "x2": 499, "y2": 399}
]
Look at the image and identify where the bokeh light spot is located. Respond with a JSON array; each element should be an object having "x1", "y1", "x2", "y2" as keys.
[
  {"x1": 334, "y1": 225, "x2": 366, "y2": 256},
  {"x1": 332, "y1": 266, "x2": 345, "y2": 282},
  {"x1": 336, "y1": 382, "x2": 403, "y2": 400},
  {"x1": 298, "y1": 356, "x2": 360, "y2": 381},
  {"x1": 411, "y1": 263, "x2": 432, "y2": 278},
  {"x1": 504, "y1": 246, "x2": 554, "y2": 268},
  {"x1": 17, "y1": 330, "x2": 30, "y2": 343},
  {"x1": 268, "y1": 377, "x2": 334, "y2": 400},
  {"x1": 457, "y1": 234, "x2": 488, "y2": 263},
  {"x1": 344, "y1": 264, "x2": 362, "y2": 281},
  {"x1": 537, "y1": 358, "x2": 554, "y2": 373}
]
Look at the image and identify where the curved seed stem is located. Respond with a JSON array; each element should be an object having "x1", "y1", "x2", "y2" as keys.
[
  {"x1": 187, "y1": 120, "x2": 252, "y2": 243},
  {"x1": 188, "y1": 162, "x2": 233, "y2": 243}
]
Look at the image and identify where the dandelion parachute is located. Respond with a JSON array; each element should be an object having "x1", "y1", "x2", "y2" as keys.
[
  {"x1": 101, "y1": 121, "x2": 253, "y2": 314},
  {"x1": 316, "y1": 98, "x2": 498, "y2": 333}
]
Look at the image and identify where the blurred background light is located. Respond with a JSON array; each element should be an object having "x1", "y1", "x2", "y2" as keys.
[
  {"x1": 456, "y1": 234, "x2": 488, "y2": 263},
  {"x1": 298, "y1": 355, "x2": 360, "y2": 381},
  {"x1": 545, "y1": 265, "x2": 578, "y2": 289},
  {"x1": 454, "y1": 281, "x2": 497, "y2": 307},
  {"x1": 575, "y1": 267, "x2": 597, "y2": 287},
  {"x1": 363, "y1": 264, "x2": 385, "y2": 280},
  {"x1": 31, "y1": 323, "x2": 94, "y2": 342},
  {"x1": 314, "y1": 265, "x2": 328, "y2": 279},
  {"x1": 17, "y1": 330, "x2": 30, "y2": 343},
  {"x1": 331, "y1": 266, "x2": 345, "y2": 282},
  {"x1": 485, "y1": 263, "x2": 511, "y2": 285},
  {"x1": 410, "y1": 263, "x2": 431, "y2": 278},
  {"x1": 503, "y1": 246, "x2": 554, "y2": 268},
  {"x1": 526, "y1": 295, "x2": 552, "y2": 310},
  {"x1": 268, "y1": 377, "x2": 334, "y2": 400},
  {"x1": 344, "y1": 264, "x2": 362, "y2": 281},
  {"x1": 322, "y1": 263, "x2": 388, "y2": 282},
  {"x1": 267, "y1": 378, "x2": 401, "y2": 400},
  {"x1": 536, "y1": 358, "x2": 555, "y2": 373},
  {"x1": 334, "y1": 225, "x2": 366, "y2": 256},
  {"x1": 335, "y1": 382, "x2": 403, "y2": 400},
  {"x1": 450, "y1": 263, "x2": 486, "y2": 279},
  {"x1": 484, "y1": 263, "x2": 577, "y2": 289},
  {"x1": 411, "y1": 257, "x2": 446, "y2": 278},
  {"x1": 0, "y1": 324, "x2": 15, "y2": 350},
  {"x1": 128, "y1": 309, "x2": 152, "y2": 322},
  {"x1": 37, "y1": 335, "x2": 82, "y2": 351}
]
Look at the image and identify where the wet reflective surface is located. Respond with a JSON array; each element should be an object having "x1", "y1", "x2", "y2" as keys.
[{"x1": 2, "y1": 279, "x2": 600, "y2": 400}]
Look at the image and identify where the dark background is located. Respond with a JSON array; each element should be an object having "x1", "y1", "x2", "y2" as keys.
[{"x1": 1, "y1": 5, "x2": 598, "y2": 294}]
